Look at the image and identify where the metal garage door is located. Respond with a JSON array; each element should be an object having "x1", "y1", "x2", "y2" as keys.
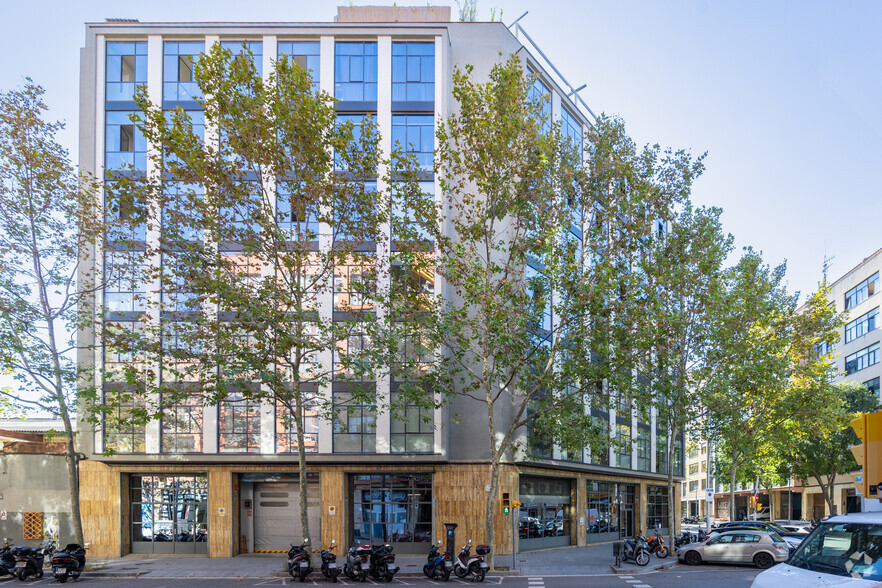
[{"x1": 254, "y1": 482, "x2": 321, "y2": 552}]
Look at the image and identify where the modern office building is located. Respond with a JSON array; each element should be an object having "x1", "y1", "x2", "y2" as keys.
[
  {"x1": 798, "y1": 248, "x2": 882, "y2": 517},
  {"x1": 77, "y1": 6, "x2": 684, "y2": 558}
]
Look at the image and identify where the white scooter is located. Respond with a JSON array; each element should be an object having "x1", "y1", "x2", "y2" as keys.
[{"x1": 453, "y1": 539, "x2": 489, "y2": 582}]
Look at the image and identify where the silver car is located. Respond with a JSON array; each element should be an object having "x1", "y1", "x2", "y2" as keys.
[{"x1": 679, "y1": 530, "x2": 789, "y2": 569}]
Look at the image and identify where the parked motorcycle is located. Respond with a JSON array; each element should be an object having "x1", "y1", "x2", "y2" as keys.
[
  {"x1": 642, "y1": 534, "x2": 669, "y2": 558},
  {"x1": 12, "y1": 541, "x2": 54, "y2": 581},
  {"x1": 621, "y1": 536, "x2": 650, "y2": 566},
  {"x1": 287, "y1": 539, "x2": 313, "y2": 582},
  {"x1": 0, "y1": 539, "x2": 15, "y2": 577},
  {"x1": 453, "y1": 539, "x2": 489, "y2": 582},
  {"x1": 320, "y1": 541, "x2": 340, "y2": 583},
  {"x1": 51, "y1": 543, "x2": 87, "y2": 583},
  {"x1": 368, "y1": 543, "x2": 399, "y2": 582},
  {"x1": 343, "y1": 544, "x2": 371, "y2": 582},
  {"x1": 423, "y1": 540, "x2": 453, "y2": 581}
]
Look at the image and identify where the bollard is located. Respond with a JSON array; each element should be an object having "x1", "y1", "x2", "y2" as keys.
[{"x1": 613, "y1": 541, "x2": 622, "y2": 567}]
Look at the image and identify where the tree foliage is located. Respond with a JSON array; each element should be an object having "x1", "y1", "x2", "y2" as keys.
[{"x1": 0, "y1": 80, "x2": 102, "y2": 545}]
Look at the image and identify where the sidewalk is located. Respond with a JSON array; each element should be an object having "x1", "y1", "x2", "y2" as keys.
[{"x1": 86, "y1": 544, "x2": 678, "y2": 579}]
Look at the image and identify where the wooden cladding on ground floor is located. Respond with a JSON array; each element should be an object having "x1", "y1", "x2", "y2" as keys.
[{"x1": 78, "y1": 460, "x2": 681, "y2": 558}]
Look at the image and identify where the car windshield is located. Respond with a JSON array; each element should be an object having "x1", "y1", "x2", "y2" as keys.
[{"x1": 789, "y1": 522, "x2": 882, "y2": 579}]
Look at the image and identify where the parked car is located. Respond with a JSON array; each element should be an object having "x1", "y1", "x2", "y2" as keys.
[
  {"x1": 752, "y1": 512, "x2": 882, "y2": 587},
  {"x1": 712, "y1": 521, "x2": 804, "y2": 550},
  {"x1": 679, "y1": 530, "x2": 789, "y2": 569},
  {"x1": 749, "y1": 507, "x2": 772, "y2": 521}
]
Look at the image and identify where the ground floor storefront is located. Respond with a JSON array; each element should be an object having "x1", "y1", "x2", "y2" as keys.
[{"x1": 79, "y1": 461, "x2": 681, "y2": 558}]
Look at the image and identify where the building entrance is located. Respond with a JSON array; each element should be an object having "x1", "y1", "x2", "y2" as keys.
[
  {"x1": 585, "y1": 480, "x2": 635, "y2": 544},
  {"x1": 518, "y1": 475, "x2": 572, "y2": 551},
  {"x1": 238, "y1": 473, "x2": 321, "y2": 554},
  {"x1": 130, "y1": 474, "x2": 208, "y2": 554},
  {"x1": 349, "y1": 473, "x2": 433, "y2": 555}
]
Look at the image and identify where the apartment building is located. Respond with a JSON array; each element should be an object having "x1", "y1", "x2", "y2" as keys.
[{"x1": 77, "y1": 6, "x2": 684, "y2": 558}]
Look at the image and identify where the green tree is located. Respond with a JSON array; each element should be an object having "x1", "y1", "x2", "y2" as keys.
[
  {"x1": 96, "y1": 44, "x2": 429, "y2": 556},
  {"x1": 0, "y1": 80, "x2": 102, "y2": 545},
  {"x1": 706, "y1": 253, "x2": 846, "y2": 521},
  {"x1": 789, "y1": 380, "x2": 878, "y2": 515},
  {"x1": 641, "y1": 203, "x2": 731, "y2": 544}
]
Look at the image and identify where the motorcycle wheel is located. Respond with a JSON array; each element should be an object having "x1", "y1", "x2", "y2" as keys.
[
  {"x1": 635, "y1": 550, "x2": 650, "y2": 566},
  {"x1": 288, "y1": 565, "x2": 297, "y2": 579},
  {"x1": 440, "y1": 565, "x2": 451, "y2": 582},
  {"x1": 469, "y1": 563, "x2": 485, "y2": 582},
  {"x1": 57, "y1": 575, "x2": 68, "y2": 584},
  {"x1": 656, "y1": 546, "x2": 669, "y2": 559},
  {"x1": 331, "y1": 567, "x2": 339, "y2": 583},
  {"x1": 358, "y1": 568, "x2": 367, "y2": 583},
  {"x1": 343, "y1": 564, "x2": 355, "y2": 579},
  {"x1": 454, "y1": 565, "x2": 468, "y2": 578},
  {"x1": 16, "y1": 570, "x2": 26, "y2": 582},
  {"x1": 423, "y1": 563, "x2": 434, "y2": 578},
  {"x1": 298, "y1": 569, "x2": 308, "y2": 582}
]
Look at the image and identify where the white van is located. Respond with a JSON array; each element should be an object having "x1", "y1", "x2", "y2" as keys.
[{"x1": 752, "y1": 512, "x2": 882, "y2": 587}]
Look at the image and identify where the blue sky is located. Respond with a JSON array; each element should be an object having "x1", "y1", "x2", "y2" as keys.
[{"x1": 1, "y1": 0, "x2": 880, "y2": 299}]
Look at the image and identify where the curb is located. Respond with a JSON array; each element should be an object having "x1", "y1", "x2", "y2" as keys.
[{"x1": 610, "y1": 560, "x2": 679, "y2": 574}]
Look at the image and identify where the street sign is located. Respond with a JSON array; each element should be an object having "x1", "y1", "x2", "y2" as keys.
[{"x1": 706, "y1": 488, "x2": 714, "y2": 502}]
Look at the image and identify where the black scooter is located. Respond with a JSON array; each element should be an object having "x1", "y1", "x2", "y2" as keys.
[
  {"x1": 287, "y1": 539, "x2": 313, "y2": 582},
  {"x1": 621, "y1": 536, "x2": 650, "y2": 566},
  {"x1": 320, "y1": 541, "x2": 341, "y2": 583},
  {"x1": 51, "y1": 543, "x2": 87, "y2": 583},
  {"x1": 344, "y1": 544, "x2": 371, "y2": 582},
  {"x1": 368, "y1": 543, "x2": 399, "y2": 582},
  {"x1": 0, "y1": 538, "x2": 15, "y2": 577},
  {"x1": 12, "y1": 541, "x2": 54, "y2": 581}
]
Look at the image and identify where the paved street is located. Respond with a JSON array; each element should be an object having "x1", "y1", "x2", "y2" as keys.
[{"x1": 0, "y1": 564, "x2": 759, "y2": 587}]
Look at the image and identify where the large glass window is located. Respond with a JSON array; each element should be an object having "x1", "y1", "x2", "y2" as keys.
[
  {"x1": 333, "y1": 257, "x2": 376, "y2": 312},
  {"x1": 278, "y1": 41, "x2": 320, "y2": 91},
  {"x1": 163, "y1": 41, "x2": 204, "y2": 101},
  {"x1": 528, "y1": 73, "x2": 551, "y2": 133},
  {"x1": 615, "y1": 423, "x2": 632, "y2": 469},
  {"x1": 656, "y1": 431, "x2": 668, "y2": 475},
  {"x1": 865, "y1": 377, "x2": 880, "y2": 398},
  {"x1": 519, "y1": 476, "x2": 572, "y2": 551},
  {"x1": 390, "y1": 390, "x2": 434, "y2": 453},
  {"x1": 106, "y1": 41, "x2": 147, "y2": 101},
  {"x1": 131, "y1": 474, "x2": 208, "y2": 553},
  {"x1": 103, "y1": 387, "x2": 147, "y2": 453},
  {"x1": 218, "y1": 392, "x2": 261, "y2": 453},
  {"x1": 351, "y1": 473, "x2": 432, "y2": 554},
  {"x1": 391, "y1": 114, "x2": 433, "y2": 171},
  {"x1": 219, "y1": 40, "x2": 263, "y2": 76},
  {"x1": 104, "y1": 250, "x2": 148, "y2": 314},
  {"x1": 333, "y1": 391, "x2": 376, "y2": 452},
  {"x1": 585, "y1": 481, "x2": 617, "y2": 543},
  {"x1": 276, "y1": 401, "x2": 319, "y2": 453},
  {"x1": 636, "y1": 428, "x2": 651, "y2": 472},
  {"x1": 647, "y1": 485, "x2": 669, "y2": 534},
  {"x1": 335, "y1": 42, "x2": 377, "y2": 102},
  {"x1": 392, "y1": 42, "x2": 434, "y2": 102},
  {"x1": 846, "y1": 307, "x2": 879, "y2": 343},
  {"x1": 105, "y1": 111, "x2": 147, "y2": 171},
  {"x1": 560, "y1": 106, "x2": 582, "y2": 151},
  {"x1": 846, "y1": 343, "x2": 880, "y2": 375},
  {"x1": 846, "y1": 272, "x2": 879, "y2": 310},
  {"x1": 160, "y1": 393, "x2": 203, "y2": 453}
]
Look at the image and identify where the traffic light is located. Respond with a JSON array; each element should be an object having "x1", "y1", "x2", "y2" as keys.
[
  {"x1": 850, "y1": 410, "x2": 882, "y2": 498},
  {"x1": 749, "y1": 495, "x2": 755, "y2": 509},
  {"x1": 502, "y1": 492, "x2": 510, "y2": 515}
]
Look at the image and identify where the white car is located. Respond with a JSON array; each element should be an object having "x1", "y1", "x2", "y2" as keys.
[{"x1": 752, "y1": 512, "x2": 882, "y2": 588}]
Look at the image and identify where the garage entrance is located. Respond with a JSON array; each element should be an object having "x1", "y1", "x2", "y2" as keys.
[{"x1": 239, "y1": 473, "x2": 320, "y2": 553}]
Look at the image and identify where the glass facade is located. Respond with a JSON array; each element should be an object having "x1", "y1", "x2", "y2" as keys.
[
  {"x1": 845, "y1": 272, "x2": 879, "y2": 310},
  {"x1": 646, "y1": 485, "x2": 669, "y2": 534},
  {"x1": 332, "y1": 391, "x2": 376, "y2": 452},
  {"x1": 528, "y1": 74, "x2": 552, "y2": 133},
  {"x1": 218, "y1": 393, "x2": 261, "y2": 453},
  {"x1": 106, "y1": 41, "x2": 147, "y2": 101},
  {"x1": 585, "y1": 481, "x2": 635, "y2": 543},
  {"x1": 335, "y1": 42, "x2": 378, "y2": 102},
  {"x1": 519, "y1": 475, "x2": 572, "y2": 551},
  {"x1": 105, "y1": 111, "x2": 147, "y2": 171},
  {"x1": 560, "y1": 105, "x2": 582, "y2": 151},
  {"x1": 163, "y1": 41, "x2": 204, "y2": 101},
  {"x1": 351, "y1": 473, "x2": 432, "y2": 554},
  {"x1": 846, "y1": 343, "x2": 880, "y2": 375},
  {"x1": 131, "y1": 474, "x2": 208, "y2": 554},
  {"x1": 219, "y1": 40, "x2": 263, "y2": 76},
  {"x1": 390, "y1": 390, "x2": 434, "y2": 453},
  {"x1": 391, "y1": 114, "x2": 433, "y2": 171},
  {"x1": 392, "y1": 42, "x2": 434, "y2": 101},
  {"x1": 846, "y1": 307, "x2": 879, "y2": 343},
  {"x1": 276, "y1": 401, "x2": 319, "y2": 453},
  {"x1": 278, "y1": 41, "x2": 320, "y2": 91}
]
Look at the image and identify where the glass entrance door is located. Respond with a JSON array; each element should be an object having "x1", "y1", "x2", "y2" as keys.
[{"x1": 350, "y1": 474, "x2": 432, "y2": 554}]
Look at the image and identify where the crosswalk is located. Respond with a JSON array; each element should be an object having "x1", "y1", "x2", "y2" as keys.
[{"x1": 619, "y1": 574, "x2": 652, "y2": 588}]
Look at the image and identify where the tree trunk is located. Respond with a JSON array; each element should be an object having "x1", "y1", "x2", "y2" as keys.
[
  {"x1": 666, "y1": 428, "x2": 675, "y2": 550},
  {"x1": 295, "y1": 392, "x2": 313, "y2": 564},
  {"x1": 729, "y1": 448, "x2": 738, "y2": 521},
  {"x1": 60, "y1": 408, "x2": 84, "y2": 545},
  {"x1": 485, "y1": 455, "x2": 501, "y2": 569}
]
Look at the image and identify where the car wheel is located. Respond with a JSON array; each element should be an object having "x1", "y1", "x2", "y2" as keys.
[
  {"x1": 754, "y1": 552, "x2": 774, "y2": 569},
  {"x1": 683, "y1": 550, "x2": 702, "y2": 566},
  {"x1": 635, "y1": 551, "x2": 650, "y2": 566}
]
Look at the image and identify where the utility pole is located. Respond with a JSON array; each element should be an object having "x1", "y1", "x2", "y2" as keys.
[{"x1": 705, "y1": 434, "x2": 713, "y2": 533}]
